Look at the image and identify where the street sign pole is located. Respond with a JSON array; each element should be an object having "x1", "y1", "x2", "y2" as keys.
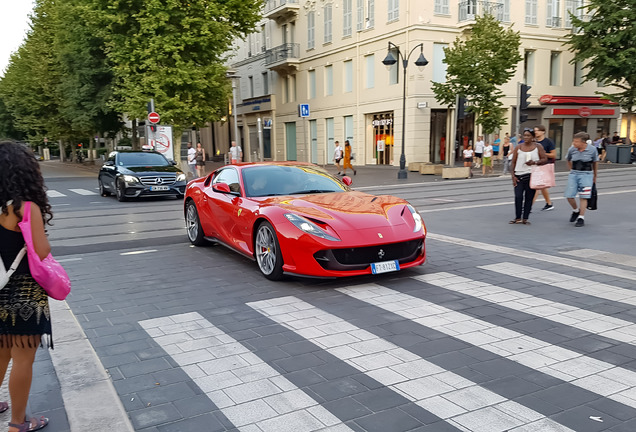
[{"x1": 257, "y1": 118, "x2": 264, "y2": 162}]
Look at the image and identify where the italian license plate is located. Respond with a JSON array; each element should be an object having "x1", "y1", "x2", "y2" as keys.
[
  {"x1": 371, "y1": 260, "x2": 400, "y2": 274},
  {"x1": 150, "y1": 185, "x2": 170, "y2": 191}
]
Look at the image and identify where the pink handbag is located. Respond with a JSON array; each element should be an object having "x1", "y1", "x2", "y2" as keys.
[
  {"x1": 530, "y1": 164, "x2": 556, "y2": 190},
  {"x1": 17, "y1": 201, "x2": 71, "y2": 300}
]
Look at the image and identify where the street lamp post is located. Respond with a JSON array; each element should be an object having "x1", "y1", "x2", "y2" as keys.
[
  {"x1": 382, "y1": 42, "x2": 428, "y2": 179},
  {"x1": 226, "y1": 71, "x2": 241, "y2": 156}
]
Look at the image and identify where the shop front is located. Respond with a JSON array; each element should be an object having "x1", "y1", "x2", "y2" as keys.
[
  {"x1": 539, "y1": 95, "x2": 619, "y2": 159},
  {"x1": 370, "y1": 113, "x2": 395, "y2": 165},
  {"x1": 237, "y1": 96, "x2": 274, "y2": 161}
]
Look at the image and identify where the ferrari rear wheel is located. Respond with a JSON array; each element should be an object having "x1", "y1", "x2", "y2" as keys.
[
  {"x1": 255, "y1": 221, "x2": 284, "y2": 280},
  {"x1": 186, "y1": 201, "x2": 206, "y2": 246}
]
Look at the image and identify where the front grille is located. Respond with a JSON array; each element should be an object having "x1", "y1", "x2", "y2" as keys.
[
  {"x1": 314, "y1": 239, "x2": 423, "y2": 271},
  {"x1": 139, "y1": 175, "x2": 177, "y2": 186}
]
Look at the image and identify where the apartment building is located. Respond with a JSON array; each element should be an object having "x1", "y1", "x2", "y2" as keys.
[{"x1": 210, "y1": 0, "x2": 621, "y2": 166}]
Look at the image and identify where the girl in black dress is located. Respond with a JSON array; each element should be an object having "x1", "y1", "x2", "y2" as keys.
[{"x1": 0, "y1": 141, "x2": 51, "y2": 432}]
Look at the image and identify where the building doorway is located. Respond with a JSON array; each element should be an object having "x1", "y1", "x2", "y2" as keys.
[
  {"x1": 372, "y1": 112, "x2": 394, "y2": 165},
  {"x1": 285, "y1": 122, "x2": 297, "y2": 161},
  {"x1": 430, "y1": 110, "x2": 447, "y2": 164}
]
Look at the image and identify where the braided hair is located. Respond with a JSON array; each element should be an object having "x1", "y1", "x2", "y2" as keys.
[{"x1": 0, "y1": 141, "x2": 53, "y2": 225}]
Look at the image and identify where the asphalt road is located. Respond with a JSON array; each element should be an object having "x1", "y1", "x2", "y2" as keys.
[{"x1": 34, "y1": 160, "x2": 636, "y2": 431}]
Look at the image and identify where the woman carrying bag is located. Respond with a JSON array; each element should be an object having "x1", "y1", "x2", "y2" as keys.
[
  {"x1": 509, "y1": 129, "x2": 547, "y2": 225},
  {"x1": 0, "y1": 141, "x2": 54, "y2": 432}
]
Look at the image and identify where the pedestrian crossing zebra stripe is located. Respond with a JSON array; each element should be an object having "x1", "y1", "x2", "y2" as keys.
[
  {"x1": 69, "y1": 188, "x2": 98, "y2": 195},
  {"x1": 428, "y1": 233, "x2": 636, "y2": 282},
  {"x1": 247, "y1": 296, "x2": 573, "y2": 432},
  {"x1": 46, "y1": 190, "x2": 66, "y2": 197},
  {"x1": 561, "y1": 249, "x2": 636, "y2": 268},
  {"x1": 336, "y1": 284, "x2": 636, "y2": 410},
  {"x1": 417, "y1": 272, "x2": 636, "y2": 345},
  {"x1": 481, "y1": 263, "x2": 636, "y2": 307},
  {"x1": 138, "y1": 312, "x2": 353, "y2": 432}
]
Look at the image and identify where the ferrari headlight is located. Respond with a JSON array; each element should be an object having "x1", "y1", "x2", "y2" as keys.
[
  {"x1": 407, "y1": 205, "x2": 423, "y2": 232},
  {"x1": 123, "y1": 175, "x2": 139, "y2": 184},
  {"x1": 176, "y1": 172, "x2": 186, "y2": 182},
  {"x1": 284, "y1": 213, "x2": 340, "y2": 241}
]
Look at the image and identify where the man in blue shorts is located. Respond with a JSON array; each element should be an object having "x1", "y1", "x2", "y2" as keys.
[{"x1": 566, "y1": 132, "x2": 598, "y2": 227}]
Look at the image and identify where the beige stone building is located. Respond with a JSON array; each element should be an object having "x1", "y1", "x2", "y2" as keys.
[{"x1": 203, "y1": 0, "x2": 625, "y2": 167}]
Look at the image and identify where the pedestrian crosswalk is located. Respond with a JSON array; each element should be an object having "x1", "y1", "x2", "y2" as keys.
[
  {"x1": 47, "y1": 188, "x2": 98, "y2": 197},
  {"x1": 139, "y1": 245, "x2": 636, "y2": 431}
]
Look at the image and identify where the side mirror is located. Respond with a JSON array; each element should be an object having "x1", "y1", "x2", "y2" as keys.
[
  {"x1": 104, "y1": 160, "x2": 115, "y2": 166},
  {"x1": 342, "y1": 176, "x2": 353, "y2": 186},
  {"x1": 212, "y1": 182, "x2": 232, "y2": 194},
  {"x1": 170, "y1": 160, "x2": 177, "y2": 166}
]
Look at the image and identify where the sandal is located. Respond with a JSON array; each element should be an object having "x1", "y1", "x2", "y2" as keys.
[
  {"x1": 8, "y1": 416, "x2": 49, "y2": 432},
  {"x1": 0, "y1": 401, "x2": 8, "y2": 413},
  {"x1": 522, "y1": 220, "x2": 531, "y2": 225},
  {"x1": 509, "y1": 219, "x2": 521, "y2": 224}
]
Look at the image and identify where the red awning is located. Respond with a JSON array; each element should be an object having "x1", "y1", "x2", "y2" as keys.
[{"x1": 539, "y1": 95, "x2": 618, "y2": 105}]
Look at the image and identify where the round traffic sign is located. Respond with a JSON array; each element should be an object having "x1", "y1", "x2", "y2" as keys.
[{"x1": 148, "y1": 112, "x2": 160, "y2": 124}]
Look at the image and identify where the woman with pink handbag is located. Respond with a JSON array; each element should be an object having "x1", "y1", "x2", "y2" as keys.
[{"x1": 0, "y1": 141, "x2": 53, "y2": 432}]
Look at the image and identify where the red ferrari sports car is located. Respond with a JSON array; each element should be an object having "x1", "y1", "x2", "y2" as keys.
[{"x1": 184, "y1": 162, "x2": 426, "y2": 280}]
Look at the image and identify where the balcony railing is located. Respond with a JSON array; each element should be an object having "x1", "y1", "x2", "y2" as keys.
[
  {"x1": 263, "y1": 0, "x2": 300, "y2": 21},
  {"x1": 458, "y1": 1, "x2": 504, "y2": 22},
  {"x1": 265, "y1": 43, "x2": 300, "y2": 67}
]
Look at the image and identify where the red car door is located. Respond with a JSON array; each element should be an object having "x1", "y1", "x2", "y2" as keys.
[{"x1": 207, "y1": 167, "x2": 243, "y2": 249}]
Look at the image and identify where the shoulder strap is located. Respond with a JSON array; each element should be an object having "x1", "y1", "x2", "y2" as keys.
[{"x1": 0, "y1": 246, "x2": 27, "y2": 289}]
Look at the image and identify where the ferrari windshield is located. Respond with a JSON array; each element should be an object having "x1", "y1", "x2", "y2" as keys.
[
  {"x1": 117, "y1": 152, "x2": 170, "y2": 167},
  {"x1": 243, "y1": 165, "x2": 348, "y2": 197}
]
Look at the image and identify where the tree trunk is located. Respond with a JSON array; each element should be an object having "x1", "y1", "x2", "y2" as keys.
[
  {"x1": 89, "y1": 134, "x2": 95, "y2": 162},
  {"x1": 59, "y1": 139, "x2": 65, "y2": 162}
]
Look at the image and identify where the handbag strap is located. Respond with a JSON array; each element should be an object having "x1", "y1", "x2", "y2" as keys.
[{"x1": 0, "y1": 198, "x2": 27, "y2": 287}]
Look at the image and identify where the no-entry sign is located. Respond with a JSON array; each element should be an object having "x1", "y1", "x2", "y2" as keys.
[{"x1": 148, "y1": 112, "x2": 160, "y2": 124}]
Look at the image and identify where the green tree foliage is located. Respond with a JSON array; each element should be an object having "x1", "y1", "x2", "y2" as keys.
[
  {"x1": 94, "y1": 0, "x2": 263, "y2": 154},
  {"x1": 567, "y1": 1, "x2": 636, "y2": 139},
  {"x1": 0, "y1": 97, "x2": 26, "y2": 141},
  {"x1": 432, "y1": 14, "x2": 522, "y2": 134}
]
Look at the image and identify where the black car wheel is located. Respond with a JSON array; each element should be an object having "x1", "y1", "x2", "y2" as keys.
[
  {"x1": 116, "y1": 179, "x2": 128, "y2": 202},
  {"x1": 255, "y1": 221, "x2": 284, "y2": 280},
  {"x1": 185, "y1": 201, "x2": 206, "y2": 246},
  {"x1": 99, "y1": 178, "x2": 110, "y2": 197}
]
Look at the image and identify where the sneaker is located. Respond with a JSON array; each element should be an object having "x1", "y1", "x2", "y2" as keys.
[
  {"x1": 541, "y1": 203, "x2": 555, "y2": 211},
  {"x1": 569, "y1": 211, "x2": 580, "y2": 223},
  {"x1": 575, "y1": 217, "x2": 585, "y2": 227}
]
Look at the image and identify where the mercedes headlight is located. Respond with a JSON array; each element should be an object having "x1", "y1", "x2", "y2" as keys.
[
  {"x1": 407, "y1": 205, "x2": 423, "y2": 233},
  {"x1": 285, "y1": 213, "x2": 340, "y2": 241},
  {"x1": 123, "y1": 175, "x2": 139, "y2": 184},
  {"x1": 176, "y1": 172, "x2": 186, "y2": 182}
]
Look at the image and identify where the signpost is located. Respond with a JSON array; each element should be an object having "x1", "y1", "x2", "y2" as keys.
[
  {"x1": 298, "y1": 104, "x2": 310, "y2": 118},
  {"x1": 148, "y1": 112, "x2": 160, "y2": 124}
]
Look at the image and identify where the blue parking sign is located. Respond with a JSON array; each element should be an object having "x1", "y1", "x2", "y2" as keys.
[{"x1": 299, "y1": 104, "x2": 310, "y2": 118}]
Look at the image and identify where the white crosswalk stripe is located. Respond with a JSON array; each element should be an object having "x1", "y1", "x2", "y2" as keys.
[
  {"x1": 561, "y1": 249, "x2": 636, "y2": 268},
  {"x1": 481, "y1": 262, "x2": 636, "y2": 307},
  {"x1": 46, "y1": 190, "x2": 66, "y2": 198},
  {"x1": 247, "y1": 296, "x2": 573, "y2": 432},
  {"x1": 418, "y1": 271, "x2": 636, "y2": 344},
  {"x1": 68, "y1": 188, "x2": 98, "y2": 195},
  {"x1": 337, "y1": 284, "x2": 636, "y2": 410},
  {"x1": 139, "y1": 312, "x2": 352, "y2": 432}
]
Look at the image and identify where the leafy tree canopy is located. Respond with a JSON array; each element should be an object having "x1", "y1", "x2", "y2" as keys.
[
  {"x1": 567, "y1": 0, "x2": 636, "y2": 113},
  {"x1": 432, "y1": 14, "x2": 522, "y2": 134}
]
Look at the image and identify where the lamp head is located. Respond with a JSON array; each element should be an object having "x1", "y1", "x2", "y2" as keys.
[
  {"x1": 382, "y1": 51, "x2": 397, "y2": 69},
  {"x1": 414, "y1": 53, "x2": 429, "y2": 68}
]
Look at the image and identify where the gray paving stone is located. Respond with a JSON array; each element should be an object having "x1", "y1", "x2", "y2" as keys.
[
  {"x1": 470, "y1": 358, "x2": 534, "y2": 379},
  {"x1": 353, "y1": 387, "x2": 410, "y2": 412},
  {"x1": 353, "y1": 407, "x2": 423, "y2": 432},
  {"x1": 552, "y1": 405, "x2": 621, "y2": 432},
  {"x1": 275, "y1": 352, "x2": 327, "y2": 373},
  {"x1": 284, "y1": 369, "x2": 326, "y2": 387},
  {"x1": 129, "y1": 403, "x2": 183, "y2": 430},
  {"x1": 532, "y1": 383, "x2": 601, "y2": 410},
  {"x1": 308, "y1": 377, "x2": 369, "y2": 401},
  {"x1": 322, "y1": 398, "x2": 373, "y2": 422},
  {"x1": 277, "y1": 340, "x2": 321, "y2": 356},
  {"x1": 608, "y1": 417, "x2": 636, "y2": 432},
  {"x1": 156, "y1": 413, "x2": 226, "y2": 432},
  {"x1": 481, "y1": 375, "x2": 544, "y2": 399},
  {"x1": 137, "y1": 382, "x2": 198, "y2": 406},
  {"x1": 119, "y1": 357, "x2": 173, "y2": 378},
  {"x1": 173, "y1": 395, "x2": 217, "y2": 417}
]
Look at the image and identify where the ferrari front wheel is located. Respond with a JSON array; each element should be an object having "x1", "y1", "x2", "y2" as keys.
[
  {"x1": 255, "y1": 221, "x2": 284, "y2": 280},
  {"x1": 185, "y1": 201, "x2": 206, "y2": 246}
]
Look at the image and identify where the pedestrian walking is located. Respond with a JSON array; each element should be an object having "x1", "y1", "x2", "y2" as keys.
[
  {"x1": 186, "y1": 142, "x2": 197, "y2": 178},
  {"x1": 565, "y1": 132, "x2": 599, "y2": 227},
  {"x1": 229, "y1": 141, "x2": 242, "y2": 165},
  {"x1": 502, "y1": 135, "x2": 512, "y2": 174},
  {"x1": 509, "y1": 128, "x2": 548, "y2": 225},
  {"x1": 532, "y1": 125, "x2": 556, "y2": 211},
  {"x1": 0, "y1": 141, "x2": 52, "y2": 432},
  {"x1": 195, "y1": 142, "x2": 206, "y2": 177},
  {"x1": 482, "y1": 141, "x2": 493, "y2": 176},
  {"x1": 493, "y1": 134, "x2": 501, "y2": 160},
  {"x1": 333, "y1": 141, "x2": 343, "y2": 175},
  {"x1": 463, "y1": 145, "x2": 474, "y2": 178},
  {"x1": 341, "y1": 140, "x2": 356, "y2": 176},
  {"x1": 474, "y1": 136, "x2": 484, "y2": 168}
]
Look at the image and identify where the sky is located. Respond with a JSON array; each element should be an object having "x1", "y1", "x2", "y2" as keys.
[{"x1": 0, "y1": 1, "x2": 35, "y2": 75}]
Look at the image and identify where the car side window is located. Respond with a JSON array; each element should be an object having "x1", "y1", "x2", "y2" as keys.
[{"x1": 213, "y1": 168, "x2": 241, "y2": 194}]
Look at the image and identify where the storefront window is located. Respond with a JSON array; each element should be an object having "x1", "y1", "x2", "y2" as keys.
[
  {"x1": 548, "y1": 119, "x2": 563, "y2": 160},
  {"x1": 372, "y1": 113, "x2": 394, "y2": 165}
]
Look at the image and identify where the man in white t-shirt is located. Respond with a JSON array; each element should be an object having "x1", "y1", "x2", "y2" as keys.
[
  {"x1": 333, "y1": 141, "x2": 343, "y2": 175},
  {"x1": 474, "y1": 136, "x2": 485, "y2": 168},
  {"x1": 482, "y1": 142, "x2": 493, "y2": 176},
  {"x1": 229, "y1": 141, "x2": 242, "y2": 164},
  {"x1": 186, "y1": 142, "x2": 197, "y2": 178}
]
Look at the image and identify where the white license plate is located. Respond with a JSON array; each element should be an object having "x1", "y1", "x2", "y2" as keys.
[
  {"x1": 150, "y1": 185, "x2": 170, "y2": 191},
  {"x1": 371, "y1": 260, "x2": 400, "y2": 274}
]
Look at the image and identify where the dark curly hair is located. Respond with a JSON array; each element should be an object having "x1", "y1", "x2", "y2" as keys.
[{"x1": 0, "y1": 141, "x2": 53, "y2": 225}]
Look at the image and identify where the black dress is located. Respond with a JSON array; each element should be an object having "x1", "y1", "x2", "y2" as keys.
[{"x1": 0, "y1": 225, "x2": 52, "y2": 349}]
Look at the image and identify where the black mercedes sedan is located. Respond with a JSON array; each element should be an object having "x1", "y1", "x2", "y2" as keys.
[{"x1": 98, "y1": 150, "x2": 187, "y2": 201}]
